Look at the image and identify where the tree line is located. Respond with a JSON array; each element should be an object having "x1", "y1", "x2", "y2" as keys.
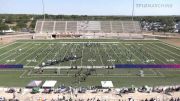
[{"x1": 0, "y1": 14, "x2": 180, "y2": 32}]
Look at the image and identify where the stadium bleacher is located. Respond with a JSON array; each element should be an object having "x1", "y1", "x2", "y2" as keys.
[
  {"x1": 55, "y1": 21, "x2": 66, "y2": 33},
  {"x1": 123, "y1": 21, "x2": 136, "y2": 33},
  {"x1": 41, "y1": 21, "x2": 54, "y2": 33},
  {"x1": 34, "y1": 21, "x2": 43, "y2": 33},
  {"x1": 111, "y1": 21, "x2": 123, "y2": 33},
  {"x1": 100, "y1": 21, "x2": 111, "y2": 33},
  {"x1": 35, "y1": 20, "x2": 141, "y2": 34},
  {"x1": 66, "y1": 21, "x2": 77, "y2": 33}
]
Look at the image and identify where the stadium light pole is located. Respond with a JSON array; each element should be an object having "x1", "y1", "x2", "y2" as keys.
[
  {"x1": 42, "y1": 0, "x2": 46, "y2": 21},
  {"x1": 131, "y1": 0, "x2": 135, "y2": 21},
  {"x1": 131, "y1": 0, "x2": 135, "y2": 39}
]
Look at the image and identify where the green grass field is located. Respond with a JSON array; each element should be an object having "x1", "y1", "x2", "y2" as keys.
[
  {"x1": 0, "y1": 39, "x2": 180, "y2": 87},
  {"x1": 1, "y1": 39, "x2": 180, "y2": 66}
]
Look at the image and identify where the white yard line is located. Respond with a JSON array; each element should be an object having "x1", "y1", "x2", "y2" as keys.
[
  {"x1": 0, "y1": 42, "x2": 28, "y2": 58},
  {"x1": 51, "y1": 44, "x2": 65, "y2": 61},
  {"x1": 108, "y1": 44, "x2": 122, "y2": 64},
  {"x1": 102, "y1": 44, "x2": 114, "y2": 66},
  {"x1": 37, "y1": 44, "x2": 58, "y2": 66},
  {"x1": 0, "y1": 43, "x2": 30, "y2": 62},
  {"x1": 160, "y1": 41, "x2": 180, "y2": 51},
  {"x1": 70, "y1": 44, "x2": 78, "y2": 67},
  {"x1": 96, "y1": 45, "x2": 104, "y2": 66},
  {"x1": 9, "y1": 43, "x2": 35, "y2": 64},
  {"x1": 143, "y1": 45, "x2": 166, "y2": 64},
  {"x1": 0, "y1": 69, "x2": 24, "y2": 72},
  {"x1": 130, "y1": 45, "x2": 148, "y2": 64},
  {"x1": 80, "y1": 43, "x2": 84, "y2": 67},
  {"x1": 92, "y1": 45, "x2": 98, "y2": 66},
  {"x1": 23, "y1": 74, "x2": 165, "y2": 78},
  {"x1": 59, "y1": 43, "x2": 72, "y2": 66},
  {"x1": 152, "y1": 43, "x2": 180, "y2": 57},
  {"x1": 131, "y1": 44, "x2": 156, "y2": 64},
  {"x1": 89, "y1": 45, "x2": 94, "y2": 66},
  {"x1": 23, "y1": 66, "x2": 34, "y2": 68},
  {"x1": 0, "y1": 41, "x2": 17, "y2": 49},
  {"x1": 114, "y1": 44, "x2": 126, "y2": 63},
  {"x1": 151, "y1": 43, "x2": 180, "y2": 62},
  {"x1": 120, "y1": 43, "x2": 141, "y2": 64},
  {"x1": 24, "y1": 44, "x2": 47, "y2": 66},
  {"x1": 146, "y1": 44, "x2": 176, "y2": 64},
  {"x1": 16, "y1": 43, "x2": 41, "y2": 64},
  {"x1": 19, "y1": 70, "x2": 28, "y2": 78}
]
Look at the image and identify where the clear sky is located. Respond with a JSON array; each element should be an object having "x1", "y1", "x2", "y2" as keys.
[{"x1": 0, "y1": 0, "x2": 180, "y2": 16}]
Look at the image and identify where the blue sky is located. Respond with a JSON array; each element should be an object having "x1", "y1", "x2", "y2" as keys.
[{"x1": 0, "y1": 0, "x2": 180, "y2": 16}]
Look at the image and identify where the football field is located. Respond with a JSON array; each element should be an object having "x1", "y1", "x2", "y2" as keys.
[
  {"x1": 0, "y1": 39, "x2": 180, "y2": 67},
  {"x1": 0, "y1": 39, "x2": 180, "y2": 87}
]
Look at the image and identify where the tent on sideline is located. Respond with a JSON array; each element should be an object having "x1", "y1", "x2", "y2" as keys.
[
  {"x1": 26, "y1": 80, "x2": 42, "y2": 88},
  {"x1": 42, "y1": 80, "x2": 57, "y2": 88},
  {"x1": 101, "y1": 81, "x2": 114, "y2": 88}
]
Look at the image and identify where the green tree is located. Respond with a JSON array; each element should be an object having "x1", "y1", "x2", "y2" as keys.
[
  {"x1": 16, "y1": 21, "x2": 27, "y2": 28},
  {"x1": 160, "y1": 17, "x2": 174, "y2": 33},
  {"x1": 29, "y1": 20, "x2": 36, "y2": 29},
  {"x1": 0, "y1": 23, "x2": 9, "y2": 31},
  {"x1": 5, "y1": 16, "x2": 15, "y2": 24}
]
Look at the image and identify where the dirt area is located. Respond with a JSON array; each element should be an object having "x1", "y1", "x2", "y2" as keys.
[
  {"x1": 161, "y1": 39, "x2": 180, "y2": 47},
  {"x1": 0, "y1": 38, "x2": 16, "y2": 45},
  {"x1": 0, "y1": 34, "x2": 33, "y2": 45}
]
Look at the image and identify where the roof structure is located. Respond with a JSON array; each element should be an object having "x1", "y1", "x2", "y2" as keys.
[
  {"x1": 42, "y1": 80, "x2": 57, "y2": 88},
  {"x1": 26, "y1": 80, "x2": 42, "y2": 88},
  {"x1": 101, "y1": 81, "x2": 114, "y2": 88}
]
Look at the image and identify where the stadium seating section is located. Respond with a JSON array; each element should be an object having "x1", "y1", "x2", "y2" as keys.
[{"x1": 35, "y1": 20, "x2": 141, "y2": 34}]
